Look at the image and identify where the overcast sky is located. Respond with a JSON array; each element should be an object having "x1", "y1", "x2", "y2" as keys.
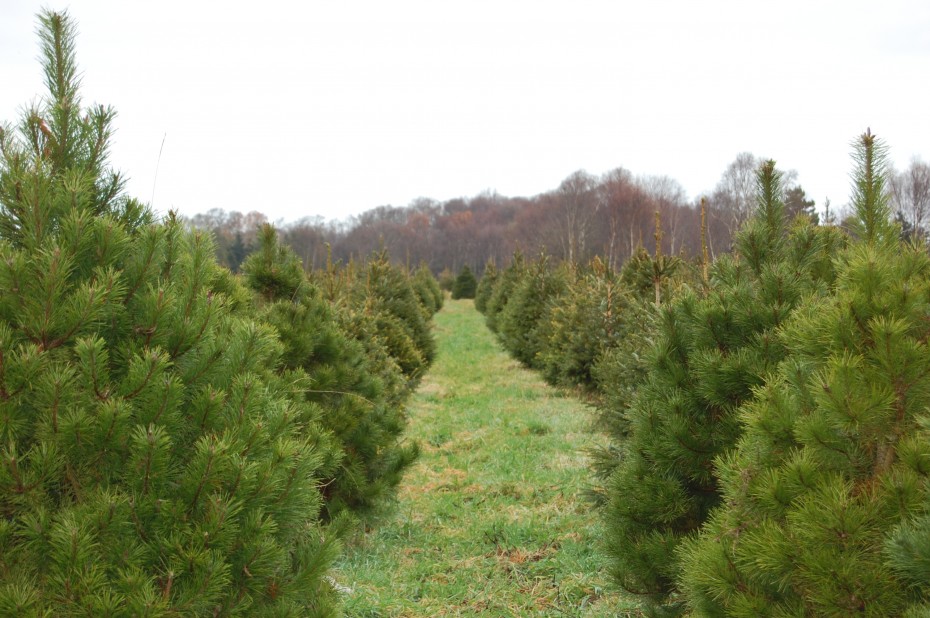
[{"x1": 3, "y1": 1, "x2": 930, "y2": 223}]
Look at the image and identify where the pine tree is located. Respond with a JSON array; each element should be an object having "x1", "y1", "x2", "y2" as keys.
[
  {"x1": 602, "y1": 160, "x2": 844, "y2": 614},
  {"x1": 0, "y1": 13, "x2": 341, "y2": 615},
  {"x1": 311, "y1": 251, "x2": 436, "y2": 388},
  {"x1": 474, "y1": 259, "x2": 498, "y2": 313},
  {"x1": 585, "y1": 250, "x2": 696, "y2": 505},
  {"x1": 497, "y1": 256, "x2": 568, "y2": 369},
  {"x1": 412, "y1": 264, "x2": 443, "y2": 315},
  {"x1": 679, "y1": 132, "x2": 930, "y2": 617},
  {"x1": 242, "y1": 226, "x2": 419, "y2": 518},
  {"x1": 437, "y1": 267, "x2": 455, "y2": 293},
  {"x1": 538, "y1": 257, "x2": 626, "y2": 391},
  {"x1": 484, "y1": 251, "x2": 526, "y2": 334},
  {"x1": 451, "y1": 265, "x2": 478, "y2": 300},
  {"x1": 784, "y1": 185, "x2": 818, "y2": 223}
]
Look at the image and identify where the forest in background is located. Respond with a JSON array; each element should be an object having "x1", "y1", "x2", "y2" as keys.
[{"x1": 187, "y1": 153, "x2": 929, "y2": 276}]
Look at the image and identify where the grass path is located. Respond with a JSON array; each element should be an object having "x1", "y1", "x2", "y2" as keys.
[{"x1": 335, "y1": 299, "x2": 637, "y2": 617}]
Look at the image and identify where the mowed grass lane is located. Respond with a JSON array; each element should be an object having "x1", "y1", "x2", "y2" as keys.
[{"x1": 335, "y1": 298, "x2": 637, "y2": 617}]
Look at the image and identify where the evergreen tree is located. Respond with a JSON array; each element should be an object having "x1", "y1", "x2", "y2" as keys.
[
  {"x1": 484, "y1": 251, "x2": 525, "y2": 334},
  {"x1": 451, "y1": 265, "x2": 478, "y2": 299},
  {"x1": 474, "y1": 259, "x2": 498, "y2": 313},
  {"x1": 588, "y1": 293, "x2": 657, "y2": 504},
  {"x1": 227, "y1": 231, "x2": 250, "y2": 273},
  {"x1": 602, "y1": 161, "x2": 844, "y2": 614},
  {"x1": 497, "y1": 257, "x2": 568, "y2": 369},
  {"x1": 437, "y1": 267, "x2": 455, "y2": 293},
  {"x1": 679, "y1": 131, "x2": 930, "y2": 617},
  {"x1": 585, "y1": 251, "x2": 695, "y2": 505},
  {"x1": 242, "y1": 227, "x2": 419, "y2": 518},
  {"x1": 346, "y1": 252, "x2": 436, "y2": 385},
  {"x1": 539, "y1": 257, "x2": 627, "y2": 391},
  {"x1": 784, "y1": 185, "x2": 818, "y2": 223},
  {"x1": 412, "y1": 264, "x2": 443, "y2": 315},
  {"x1": 0, "y1": 13, "x2": 340, "y2": 614}
]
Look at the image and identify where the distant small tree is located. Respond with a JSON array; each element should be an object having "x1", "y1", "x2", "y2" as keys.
[
  {"x1": 784, "y1": 185, "x2": 818, "y2": 223},
  {"x1": 451, "y1": 265, "x2": 478, "y2": 299},
  {"x1": 497, "y1": 258, "x2": 568, "y2": 368},
  {"x1": 485, "y1": 252, "x2": 526, "y2": 334},
  {"x1": 474, "y1": 260, "x2": 498, "y2": 313},
  {"x1": 412, "y1": 264, "x2": 443, "y2": 314},
  {"x1": 438, "y1": 267, "x2": 455, "y2": 292}
]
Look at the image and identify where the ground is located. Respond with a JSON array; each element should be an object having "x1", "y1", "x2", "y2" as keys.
[{"x1": 334, "y1": 299, "x2": 639, "y2": 617}]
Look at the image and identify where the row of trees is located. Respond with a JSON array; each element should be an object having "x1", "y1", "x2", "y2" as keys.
[
  {"x1": 0, "y1": 12, "x2": 440, "y2": 615},
  {"x1": 476, "y1": 134, "x2": 930, "y2": 616}
]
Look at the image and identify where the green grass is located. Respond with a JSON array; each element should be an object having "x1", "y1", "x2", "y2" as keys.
[{"x1": 333, "y1": 299, "x2": 639, "y2": 617}]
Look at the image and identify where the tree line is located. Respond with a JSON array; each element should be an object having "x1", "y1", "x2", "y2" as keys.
[
  {"x1": 190, "y1": 148, "x2": 930, "y2": 280},
  {"x1": 186, "y1": 158, "x2": 820, "y2": 276}
]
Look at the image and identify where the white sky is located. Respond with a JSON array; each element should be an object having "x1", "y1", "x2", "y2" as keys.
[{"x1": 2, "y1": 1, "x2": 930, "y2": 223}]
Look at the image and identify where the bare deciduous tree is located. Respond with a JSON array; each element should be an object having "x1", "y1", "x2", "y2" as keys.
[
  {"x1": 556, "y1": 170, "x2": 598, "y2": 264},
  {"x1": 641, "y1": 175, "x2": 687, "y2": 254},
  {"x1": 890, "y1": 157, "x2": 930, "y2": 242},
  {"x1": 713, "y1": 152, "x2": 760, "y2": 236},
  {"x1": 599, "y1": 167, "x2": 634, "y2": 269}
]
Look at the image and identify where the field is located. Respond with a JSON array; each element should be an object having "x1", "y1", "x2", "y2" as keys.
[{"x1": 334, "y1": 299, "x2": 638, "y2": 617}]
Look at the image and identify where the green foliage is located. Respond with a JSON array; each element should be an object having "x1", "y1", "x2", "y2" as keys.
[
  {"x1": 0, "y1": 12, "x2": 150, "y2": 247},
  {"x1": 353, "y1": 253, "x2": 437, "y2": 384},
  {"x1": 538, "y1": 258, "x2": 628, "y2": 391},
  {"x1": 678, "y1": 131, "x2": 930, "y2": 617},
  {"x1": 474, "y1": 259, "x2": 498, "y2": 313},
  {"x1": 497, "y1": 258, "x2": 569, "y2": 369},
  {"x1": 242, "y1": 223, "x2": 305, "y2": 301},
  {"x1": 0, "y1": 14, "x2": 343, "y2": 614},
  {"x1": 581, "y1": 256, "x2": 685, "y2": 503},
  {"x1": 412, "y1": 264, "x2": 443, "y2": 315},
  {"x1": 850, "y1": 128, "x2": 897, "y2": 246},
  {"x1": 243, "y1": 229, "x2": 420, "y2": 519},
  {"x1": 451, "y1": 265, "x2": 478, "y2": 299},
  {"x1": 484, "y1": 252, "x2": 526, "y2": 334},
  {"x1": 784, "y1": 185, "x2": 818, "y2": 223},
  {"x1": 620, "y1": 247, "x2": 685, "y2": 306},
  {"x1": 602, "y1": 161, "x2": 845, "y2": 613},
  {"x1": 437, "y1": 267, "x2": 455, "y2": 292}
]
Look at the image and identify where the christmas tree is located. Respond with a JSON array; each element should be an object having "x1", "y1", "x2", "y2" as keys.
[
  {"x1": 484, "y1": 251, "x2": 526, "y2": 334},
  {"x1": 451, "y1": 265, "x2": 478, "y2": 300},
  {"x1": 679, "y1": 131, "x2": 930, "y2": 616},
  {"x1": 242, "y1": 226, "x2": 419, "y2": 518},
  {"x1": 350, "y1": 252, "x2": 437, "y2": 385},
  {"x1": 0, "y1": 12, "x2": 341, "y2": 614},
  {"x1": 411, "y1": 264, "x2": 443, "y2": 315},
  {"x1": 602, "y1": 160, "x2": 844, "y2": 614},
  {"x1": 474, "y1": 259, "x2": 498, "y2": 313},
  {"x1": 497, "y1": 256, "x2": 568, "y2": 369},
  {"x1": 538, "y1": 257, "x2": 627, "y2": 391}
]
